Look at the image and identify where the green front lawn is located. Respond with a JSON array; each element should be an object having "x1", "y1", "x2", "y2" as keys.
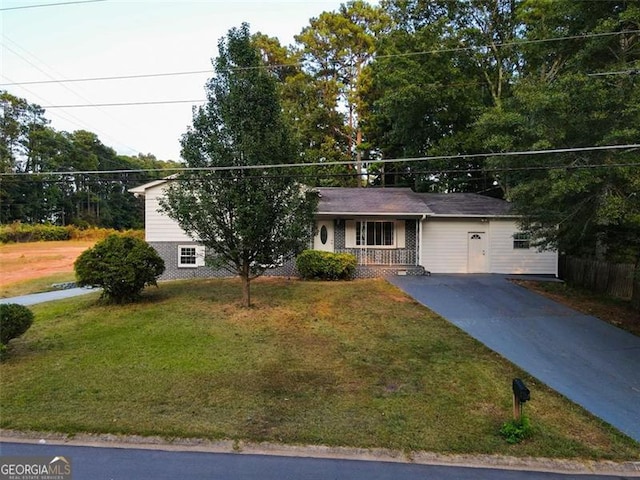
[{"x1": 1, "y1": 278, "x2": 637, "y2": 459}]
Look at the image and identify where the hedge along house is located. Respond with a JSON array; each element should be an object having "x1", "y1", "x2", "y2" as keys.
[{"x1": 129, "y1": 182, "x2": 558, "y2": 279}]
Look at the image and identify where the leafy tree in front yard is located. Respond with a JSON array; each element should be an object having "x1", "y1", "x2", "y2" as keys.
[
  {"x1": 74, "y1": 234, "x2": 165, "y2": 303},
  {"x1": 160, "y1": 24, "x2": 318, "y2": 307}
]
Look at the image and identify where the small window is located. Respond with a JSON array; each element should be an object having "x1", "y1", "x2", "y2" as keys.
[
  {"x1": 179, "y1": 246, "x2": 198, "y2": 267},
  {"x1": 513, "y1": 233, "x2": 530, "y2": 250},
  {"x1": 320, "y1": 225, "x2": 328, "y2": 245}
]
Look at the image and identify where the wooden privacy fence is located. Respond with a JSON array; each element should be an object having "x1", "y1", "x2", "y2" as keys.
[{"x1": 559, "y1": 255, "x2": 637, "y2": 300}]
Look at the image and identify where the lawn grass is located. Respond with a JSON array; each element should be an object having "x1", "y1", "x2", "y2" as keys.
[{"x1": 1, "y1": 278, "x2": 638, "y2": 460}]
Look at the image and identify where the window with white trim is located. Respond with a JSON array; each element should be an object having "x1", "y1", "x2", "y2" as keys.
[
  {"x1": 178, "y1": 245, "x2": 204, "y2": 267},
  {"x1": 356, "y1": 221, "x2": 395, "y2": 246},
  {"x1": 513, "y1": 233, "x2": 531, "y2": 249}
]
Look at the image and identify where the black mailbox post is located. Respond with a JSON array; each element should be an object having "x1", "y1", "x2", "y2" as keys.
[
  {"x1": 512, "y1": 378, "x2": 530, "y2": 403},
  {"x1": 511, "y1": 378, "x2": 530, "y2": 420}
]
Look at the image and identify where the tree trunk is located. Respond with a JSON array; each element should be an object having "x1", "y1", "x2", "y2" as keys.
[
  {"x1": 356, "y1": 128, "x2": 362, "y2": 187},
  {"x1": 241, "y1": 262, "x2": 251, "y2": 308}
]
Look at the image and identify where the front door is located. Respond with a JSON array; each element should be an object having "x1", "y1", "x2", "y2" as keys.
[
  {"x1": 467, "y1": 232, "x2": 488, "y2": 273},
  {"x1": 314, "y1": 220, "x2": 334, "y2": 252}
]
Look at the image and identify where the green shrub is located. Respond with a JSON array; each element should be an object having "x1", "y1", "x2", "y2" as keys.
[
  {"x1": 67, "y1": 226, "x2": 144, "y2": 241},
  {"x1": 500, "y1": 415, "x2": 533, "y2": 444},
  {"x1": 296, "y1": 250, "x2": 357, "y2": 280},
  {"x1": 74, "y1": 234, "x2": 165, "y2": 303},
  {"x1": 0, "y1": 303, "x2": 34, "y2": 346},
  {"x1": 0, "y1": 223, "x2": 145, "y2": 243}
]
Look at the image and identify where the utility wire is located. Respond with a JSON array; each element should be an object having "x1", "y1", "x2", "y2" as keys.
[
  {"x1": 1, "y1": 37, "x2": 142, "y2": 152},
  {"x1": 0, "y1": 0, "x2": 106, "y2": 11},
  {"x1": 3, "y1": 144, "x2": 638, "y2": 177},
  {"x1": 0, "y1": 69, "x2": 212, "y2": 86},
  {"x1": 2, "y1": 30, "x2": 637, "y2": 87},
  {"x1": 376, "y1": 30, "x2": 640, "y2": 60},
  {"x1": 41, "y1": 99, "x2": 207, "y2": 108},
  {"x1": 6, "y1": 162, "x2": 640, "y2": 185}
]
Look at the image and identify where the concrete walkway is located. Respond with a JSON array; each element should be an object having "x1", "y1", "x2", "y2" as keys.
[
  {"x1": 388, "y1": 274, "x2": 640, "y2": 443},
  {"x1": 0, "y1": 287, "x2": 98, "y2": 306}
]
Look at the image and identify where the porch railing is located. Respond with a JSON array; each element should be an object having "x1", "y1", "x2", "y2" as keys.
[{"x1": 338, "y1": 248, "x2": 417, "y2": 266}]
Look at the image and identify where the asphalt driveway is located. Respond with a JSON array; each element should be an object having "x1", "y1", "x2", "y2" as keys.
[{"x1": 388, "y1": 274, "x2": 640, "y2": 443}]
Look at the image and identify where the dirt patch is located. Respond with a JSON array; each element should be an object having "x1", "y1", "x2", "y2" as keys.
[{"x1": 0, "y1": 241, "x2": 94, "y2": 287}]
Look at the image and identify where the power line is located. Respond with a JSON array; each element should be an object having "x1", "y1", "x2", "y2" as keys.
[
  {"x1": 0, "y1": 0, "x2": 106, "y2": 11},
  {"x1": 3, "y1": 144, "x2": 638, "y2": 177},
  {"x1": 41, "y1": 99, "x2": 207, "y2": 108},
  {"x1": 1, "y1": 55, "x2": 141, "y2": 155},
  {"x1": 376, "y1": 30, "x2": 640, "y2": 60},
  {"x1": 6, "y1": 162, "x2": 640, "y2": 186},
  {"x1": 2, "y1": 30, "x2": 638, "y2": 87},
  {"x1": 0, "y1": 69, "x2": 212, "y2": 86},
  {"x1": 1, "y1": 37, "x2": 142, "y2": 152}
]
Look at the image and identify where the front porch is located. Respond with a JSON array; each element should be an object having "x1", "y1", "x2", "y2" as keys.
[
  {"x1": 325, "y1": 218, "x2": 423, "y2": 278},
  {"x1": 339, "y1": 247, "x2": 417, "y2": 266},
  {"x1": 335, "y1": 248, "x2": 425, "y2": 278}
]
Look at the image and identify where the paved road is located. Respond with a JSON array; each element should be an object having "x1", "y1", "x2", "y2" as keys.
[
  {"x1": 1, "y1": 442, "x2": 634, "y2": 480},
  {"x1": 388, "y1": 274, "x2": 640, "y2": 443},
  {"x1": 0, "y1": 287, "x2": 97, "y2": 306}
]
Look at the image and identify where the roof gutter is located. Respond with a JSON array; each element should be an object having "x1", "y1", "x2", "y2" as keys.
[
  {"x1": 427, "y1": 214, "x2": 518, "y2": 218},
  {"x1": 316, "y1": 211, "x2": 425, "y2": 217}
]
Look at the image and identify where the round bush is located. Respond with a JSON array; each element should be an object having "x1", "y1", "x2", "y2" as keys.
[
  {"x1": 296, "y1": 250, "x2": 356, "y2": 280},
  {"x1": 0, "y1": 303, "x2": 34, "y2": 345},
  {"x1": 74, "y1": 234, "x2": 165, "y2": 303}
]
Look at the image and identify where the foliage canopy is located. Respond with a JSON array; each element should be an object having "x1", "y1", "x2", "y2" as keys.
[
  {"x1": 160, "y1": 24, "x2": 318, "y2": 306},
  {"x1": 74, "y1": 234, "x2": 165, "y2": 303},
  {"x1": 0, "y1": 303, "x2": 34, "y2": 346}
]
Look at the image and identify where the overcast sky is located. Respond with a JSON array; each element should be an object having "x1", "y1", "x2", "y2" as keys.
[{"x1": 1, "y1": 0, "x2": 350, "y2": 161}]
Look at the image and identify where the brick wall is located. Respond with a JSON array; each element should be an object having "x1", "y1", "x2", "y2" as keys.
[{"x1": 151, "y1": 220, "x2": 423, "y2": 282}]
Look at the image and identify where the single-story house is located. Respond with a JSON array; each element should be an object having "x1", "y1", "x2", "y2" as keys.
[{"x1": 129, "y1": 182, "x2": 558, "y2": 279}]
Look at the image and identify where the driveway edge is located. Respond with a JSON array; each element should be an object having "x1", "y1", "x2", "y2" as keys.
[{"x1": 1, "y1": 430, "x2": 639, "y2": 476}]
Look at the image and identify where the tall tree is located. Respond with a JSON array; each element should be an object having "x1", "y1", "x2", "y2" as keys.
[
  {"x1": 362, "y1": 0, "x2": 497, "y2": 192},
  {"x1": 296, "y1": 1, "x2": 391, "y2": 183},
  {"x1": 252, "y1": 33, "x2": 353, "y2": 186},
  {"x1": 1, "y1": 92, "x2": 49, "y2": 222},
  {"x1": 1, "y1": 91, "x2": 177, "y2": 228},
  {"x1": 160, "y1": 24, "x2": 318, "y2": 307},
  {"x1": 475, "y1": 0, "x2": 640, "y2": 263}
]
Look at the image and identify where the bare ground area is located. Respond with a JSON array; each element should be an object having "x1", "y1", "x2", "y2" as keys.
[{"x1": 0, "y1": 241, "x2": 94, "y2": 287}]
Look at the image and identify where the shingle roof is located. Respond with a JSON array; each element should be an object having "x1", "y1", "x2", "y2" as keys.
[
  {"x1": 420, "y1": 192, "x2": 513, "y2": 216},
  {"x1": 316, "y1": 187, "x2": 513, "y2": 217},
  {"x1": 316, "y1": 187, "x2": 428, "y2": 215}
]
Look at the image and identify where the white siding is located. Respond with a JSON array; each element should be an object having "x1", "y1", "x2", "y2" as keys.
[
  {"x1": 144, "y1": 184, "x2": 194, "y2": 242},
  {"x1": 421, "y1": 219, "x2": 485, "y2": 273},
  {"x1": 489, "y1": 220, "x2": 558, "y2": 275},
  {"x1": 420, "y1": 218, "x2": 557, "y2": 275}
]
